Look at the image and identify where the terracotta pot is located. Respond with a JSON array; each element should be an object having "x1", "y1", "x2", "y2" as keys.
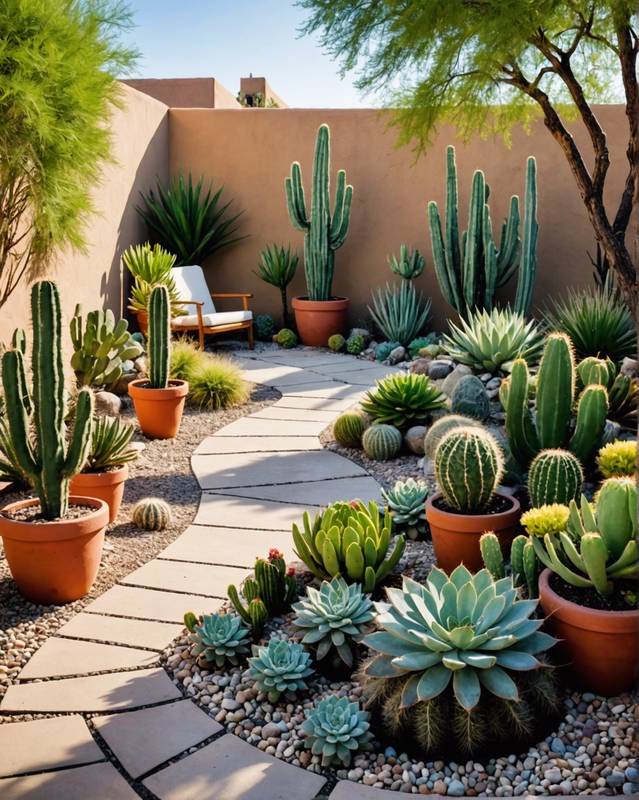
[
  {"x1": 292, "y1": 296, "x2": 350, "y2": 347},
  {"x1": 128, "y1": 378, "x2": 188, "y2": 439},
  {"x1": 538, "y1": 568, "x2": 639, "y2": 695},
  {"x1": 425, "y1": 490, "x2": 521, "y2": 573},
  {"x1": 70, "y1": 464, "x2": 129, "y2": 524},
  {"x1": 0, "y1": 496, "x2": 108, "y2": 604},
  {"x1": 136, "y1": 311, "x2": 148, "y2": 335}
]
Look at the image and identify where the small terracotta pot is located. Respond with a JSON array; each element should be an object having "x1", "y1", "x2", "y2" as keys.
[
  {"x1": 538, "y1": 568, "x2": 639, "y2": 695},
  {"x1": 128, "y1": 378, "x2": 188, "y2": 439},
  {"x1": 0, "y1": 496, "x2": 108, "y2": 604},
  {"x1": 292, "y1": 296, "x2": 350, "y2": 347},
  {"x1": 70, "y1": 464, "x2": 129, "y2": 524},
  {"x1": 425, "y1": 490, "x2": 521, "y2": 573},
  {"x1": 136, "y1": 311, "x2": 148, "y2": 335}
]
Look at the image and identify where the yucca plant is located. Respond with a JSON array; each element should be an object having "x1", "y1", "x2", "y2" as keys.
[
  {"x1": 123, "y1": 243, "x2": 185, "y2": 316},
  {"x1": 368, "y1": 282, "x2": 431, "y2": 346},
  {"x1": 443, "y1": 307, "x2": 544, "y2": 375},
  {"x1": 361, "y1": 373, "x2": 446, "y2": 431},
  {"x1": 138, "y1": 174, "x2": 245, "y2": 266},
  {"x1": 254, "y1": 243, "x2": 299, "y2": 328},
  {"x1": 83, "y1": 416, "x2": 138, "y2": 472}
]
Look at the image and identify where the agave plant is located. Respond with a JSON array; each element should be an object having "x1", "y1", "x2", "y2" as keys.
[
  {"x1": 443, "y1": 307, "x2": 544, "y2": 375},
  {"x1": 138, "y1": 173, "x2": 245, "y2": 266},
  {"x1": 368, "y1": 281, "x2": 431, "y2": 346},
  {"x1": 302, "y1": 696, "x2": 373, "y2": 766},
  {"x1": 83, "y1": 415, "x2": 138, "y2": 471},
  {"x1": 381, "y1": 478, "x2": 429, "y2": 539},
  {"x1": 361, "y1": 373, "x2": 446, "y2": 430},
  {"x1": 254, "y1": 243, "x2": 298, "y2": 328},
  {"x1": 123, "y1": 243, "x2": 185, "y2": 316},
  {"x1": 292, "y1": 577, "x2": 375, "y2": 668},
  {"x1": 248, "y1": 638, "x2": 314, "y2": 701},
  {"x1": 189, "y1": 613, "x2": 251, "y2": 667}
]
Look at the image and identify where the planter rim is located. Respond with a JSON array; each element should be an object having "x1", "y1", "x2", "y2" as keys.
[
  {"x1": 71, "y1": 463, "x2": 129, "y2": 486},
  {"x1": 292, "y1": 296, "x2": 350, "y2": 308},
  {"x1": 128, "y1": 378, "x2": 188, "y2": 400},
  {"x1": 425, "y1": 490, "x2": 520, "y2": 532},
  {"x1": 0, "y1": 496, "x2": 109, "y2": 543}
]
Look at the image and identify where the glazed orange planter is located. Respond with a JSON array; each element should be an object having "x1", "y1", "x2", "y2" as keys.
[
  {"x1": 538, "y1": 568, "x2": 639, "y2": 695},
  {"x1": 128, "y1": 378, "x2": 188, "y2": 439},
  {"x1": 70, "y1": 464, "x2": 129, "y2": 524},
  {"x1": 292, "y1": 296, "x2": 349, "y2": 347},
  {"x1": 425, "y1": 490, "x2": 521, "y2": 573},
  {"x1": 0, "y1": 496, "x2": 108, "y2": 604}
]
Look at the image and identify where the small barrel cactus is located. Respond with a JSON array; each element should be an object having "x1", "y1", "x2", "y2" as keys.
[
  {"x1": 423, "y1": 414, "x2": 481, "y2": 461},
  {"x1": 328, "y1": 333, "x2": 346, "y2": 352},
  {"x1": 248, "y1": 639, "x2": 314, "y2": 701},
  {"x1": 375, "y1": 341, "x2": 401, "y2": 362},
  {"x1": 528, "y1": 449, "x2": 584, "y2": 507},
  {"x1": 451, "y1": 374, "x2": 490, "y2": 420},
  {"x1": 276, "y1": 328, "x2": 298, "y2": 348},
  {"x1": 302, "y1": 696, "x2": 373, "y2": 766},
  {"x1": 333, "y1": 412, "x2": 366, "y2": 448},
  {"x1": 132, "y1": 497, "x2": 172, "y2": 530},
  {"x1": 189, "y1": 613, "x2": 251, "y2": 667},
  {"x1": 597, "y1": 440, "x2": 637, "y2": 478},
  {"x1": 435, "y1": 427, "x2": 503, "y2": 513},
  {"x1": 346, "y1": 334, "x2": 365, "y2": 355},
  {"x1": 362, "y1": 424, "x2": 402, "y2": 460},
  {"x1": 381, "y1": 478, "x2": 429, "y2": 539}
]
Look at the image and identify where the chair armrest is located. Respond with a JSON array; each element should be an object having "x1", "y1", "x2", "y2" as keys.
[
  {"x1": 173, "y1": 300, "x2": 204, "y2": 307},
  {"x1": 211, "y1": 292, "x2": 253, "y2": 311}
]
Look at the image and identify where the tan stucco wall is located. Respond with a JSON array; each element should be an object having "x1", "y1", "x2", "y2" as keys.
[
  {"x1": 239, "y1": 77, "x2": 287, "y2": 109},
  {"x1": 168, "y1": 106, "x2": 631, "y2": 330},
  {"x1": 123, "y1": 78, "x2": 241, "y2": 109},
  {"x1": 0, "y1": 83, "x2": 168, "y2": 345}
]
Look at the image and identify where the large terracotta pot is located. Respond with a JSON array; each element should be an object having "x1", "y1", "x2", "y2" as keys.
[
  {"x1": 128, "y1": 378, "x2": 188, "y2": 439},
  {"x1": 136, "y1": 311, "x2": 148, "y2": 335},
  {"x1": 70, "y1": 464, "x2": 129, "y2": 524},
  {"x1": 538, "y1": 568, "x2": 639, "y2": 695},
  {"x1": 425, "y1": 490, "x2": 521, "y2": 573},
  {"x1": 292, "y1": 296, "x2": 350, "y2": 347},
  {"x1": 0, "y1": 496, "x2": 108, "y2": 604}
]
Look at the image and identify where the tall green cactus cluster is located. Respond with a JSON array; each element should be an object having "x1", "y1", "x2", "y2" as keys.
[
  {"x1": 227, "y1": 549, "x2": 297, "y2": 631},
  {"x1": 148, "y1": 285, "x2": 170, "y2": 389},
  {"x1": 1, "y1": 282, "x2": 94, "y2": 520},
  {"x1": 505, "y1": 333, "x2": 608, "y2": 471},
  {"x1": 480, "y1": 532, "x2": 539, "y2": 597},
  {"x1": 285, "y1": 124, "x2": 353, "y2": 301},
  {"x1": 428, "y1": 146, "x2": 537, "y2": 316}
]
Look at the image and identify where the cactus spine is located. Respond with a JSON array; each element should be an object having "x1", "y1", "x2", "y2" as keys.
[
  {"x1": 528, "y1": 449, "x2": 584, "y2": 507},
  {"x1": 1, "y1": 282, "x2": 94, "y2": 519},
  {"x1": 148, "y1": 285, "x2": 170, "y2": 389},
  {"x1": 435, "y1": 427, "x2": 503, "y2": 513},
  {"x1": 285, "y1": 124, "x2": 353, "y2": 301},
  {"x1": 362, "y1": 424, "x2": 402, "y2": 460}
]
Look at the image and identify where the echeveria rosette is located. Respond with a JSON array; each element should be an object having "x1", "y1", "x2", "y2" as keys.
[
  {"x1": 190, "y1": 613, "x2": 251, "y2": 667},
  {"x1": 302, "y1": 696, "x2": 373, "y2": 766},
  {"x1": 381, "y1": 477, "x2": 429, "y2": 540},
  {"x1": 248, "y1": 639, "x2": 313, "y2": 702},
  {"x1": 363, "y1": 565, "x2": 556, "y2": 712},
  {"x1": 292, "y1": 576, "x2": 375, "y2": 667}
]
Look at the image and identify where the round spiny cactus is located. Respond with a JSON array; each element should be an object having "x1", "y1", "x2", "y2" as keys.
[
  {"x1": 346, "y1": 334, "x2": 365, "y2": 355},
  {"x1": 528, "y1": 449, "x2": 583, "y2": 507},
  {"x1": 423, "y1": 414, "x2": 481, "y2": 461},
  {"x1": 328, "y1": 333, "x2": 346, "y2": 352},
  {"x1": 435, "y1": 427, "x2": 503, "y2": 513},
  {"x1": 362, "y1": 424, "x2": 402, "y2": 460},
  {"x1": 132, "y1": 497, "x2": 172, "y2": 530},
  {"x1": 276, "y1": 328, "x2": 298, "y2": 348},
  {"x1": 333, "y1": 412, "x2": 366, "y2": 449}
]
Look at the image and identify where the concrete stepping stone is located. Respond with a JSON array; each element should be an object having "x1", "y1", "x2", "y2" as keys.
[
  {"x1": 0, "y1": 762, "x2": 138, "y2": 800},
  {"x1": 57, "y1": 613, "x2": 183, "y2": 651},
  {"x1": 268, "y1": 371, "x2": 340, "y2": 388},
  {"x1": 211, "y1": 417, "x2": 327, "y2": 437},
  {"x1": 249, "y1": 407, "x2": 337, "y2": 422},
  {"x1": 18, "y1": 637, "x2": 157, "y2": 679},
  {"x1": 1, "y1": 668, "x2": 180, "y2": 713},
  {"x1": 193, "y1": 435, "x2": 321, "y2": 454},
  {"x1": 159, "y1": 525, "x2": 294, "y2": 567},
  {"x1": 215, "y1": 475, "x2": 382, "y2": 506},
  {"x1": 280, "y1": 381, "x2": 365, "y2": 401},
  {"x1": 245, "y1": 351, "x2": 341, "y2": 367},
  {"x1": 122, "y1": 559, "x2": 250, "y2": 597},
  {"x1": 273, "y1": 395, "x2": 358, "y2": 412},
  {"x1": 143, "y1": 733, "x2": 326, "y2": 800},
  {"x1": 0, "y1": 715, "x2": 103, "y2": 778},
  {"x1": 93, "y1": 699, "x2": 222, "y2": 779},
  {"x1": 196, "y1": 493, "x2": 309, "y2": 530},
  {"x1": 192, "y1": 449, "x2": 365, "y2": 490},
  {"x1": 330, "y1": 782, "x2": 406, "y2": 799},
  {"x1": 85, "y1": 585, "x2": 220, "y2": 623}
]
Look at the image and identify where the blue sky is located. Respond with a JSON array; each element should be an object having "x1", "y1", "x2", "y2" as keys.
[{"x1": 123, "y1": 0, "x2": 370, "y2": 108}]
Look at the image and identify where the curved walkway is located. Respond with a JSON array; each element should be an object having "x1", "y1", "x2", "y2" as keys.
[{"x1": 0, "y1": 350, "x2": 400, "y2": 800}]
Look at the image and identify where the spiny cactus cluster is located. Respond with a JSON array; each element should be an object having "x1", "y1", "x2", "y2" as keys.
[
  {"x1": 362, "y1": 424, "x2": 402, "y2": 460},
  {"x1": 302, "y1": 696, "x2": 373, "y2": 766},
  {"x1": 577, "y1": 356, "x2": 638, "y2": 427},
  {"x1": 332, "y1": 411, "x2": 366, "y2": 448},
  {"x1": 148, "y1": 285, "x2": 170, "y2": 389},
  {"x1": 248, "y1": 639, "x2": 313, "y2": 701},
  {"x1": 527, "y1": 449, "x2": 584, "y2": 507},
  {"x1": 346, "y1": 334, "x2": 365, "y2": 355},
  {"x1": 381, "y1": 478, "x2": 429, "y2": 540},
  {"x1": 435, "y1": 427, "x2": 503, "y2": 513},
  {"x1": 480, "y1": 532, "x2": 539, "y2": 597},
  {"x1": 228, "y1": 550, "x2": 297, "y2": 632}
]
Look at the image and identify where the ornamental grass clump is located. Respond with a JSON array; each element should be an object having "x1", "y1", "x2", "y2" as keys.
[
  {"x1": 170, "y1": 337, "x2": 206, "y2": 382},
  {"x1": 381, "y1": 478, "x2": 429, "y2": 539},
  {"x1": 597, "y1": 440, "x2": 637, "y2": 478},
  {"x1": 189, "y1": 613, "x2": 251, "y2": 667},
  {"x1": 248, "y1": 639, "x2": 313, "y2": 702},
  {"x1": 361, "y1": 373, "x2": 446, "y2": 430},
  {"x1": 188, "y1": 356, "x2": 249, "y2": 410},
  {"x1": 302, "y1": 696, "x2": 373, "y2": 766}
]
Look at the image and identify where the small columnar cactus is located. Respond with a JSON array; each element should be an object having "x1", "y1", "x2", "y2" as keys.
[
  {"x1": 480, "y1": 532, "x2": 539, "y2": 597},
  {"x1": 302, "y1": 696, "x2": 373, "y2": 766},
  {"x1": 375, "y1": 341, "x2": 401, "y2": 362},
  {"x1": 132, "y1": 497, "x2": 172, "y2": 530},
  {"x1": 189, "y1": 613, "x2": 251, "y2": 667},
  {"x1": 346, "y1": 334, "x2": 365, "y2": 355},
  {"x1": 228, "y1": 549, "x2": 297, "y2": 631},
  {"x1": 333, "y1": 412, "x2": 366, "y2": 448},
  {"x1": 381, "y1": 478, "x2": 429, "y2": 539},
  {"x1": 148, "y1": 285, "x2": 170, "y2": 389},
  {"x1": 423, "y1": 414, "x2": 481, "y2": 461},
  {"x1": 362, "y1": 424, "x2": 402, "y2": 460},
  {"x1": 275, "y1": 328, "x2": 298, "y2": 348},
  {"x1": 527, "y1": 449, "x2": 584, "y2": 507},
  {"x1": 328, "y1": 333, "x2": 346, "y2": 352},
  {"x1": 248, "y1": 639, "x2": 314, "y2": 701},
  {"x1": 435, "y1": 427, "x2": 503, "y2": 513},
  {"x1": 451, "y1": 375, "x2": 490, "y2": 420},
  {"x1": 597, "y1": 440, "x2": 637, "y2": 478}
]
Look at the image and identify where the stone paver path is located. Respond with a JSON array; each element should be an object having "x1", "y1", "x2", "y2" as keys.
[{"x1": 0, "y1": 350, "x2": 406, "y2": 799}]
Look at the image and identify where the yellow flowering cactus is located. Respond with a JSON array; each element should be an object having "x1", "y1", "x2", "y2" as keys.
[
  {"x1": 521, "y1": 504, "x2": 570, "y2": 537},
  {"x1": 596, "y1": 440, "x2": 637, "y2": 479}
]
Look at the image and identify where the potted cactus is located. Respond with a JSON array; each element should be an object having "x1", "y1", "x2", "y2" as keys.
[
  {"x1": 285, "y1": 123, "x2": 353, "y2": 345},
  {"x1": 128, "y1": 285, "x2": 188, "y2": 438},
  {"x1": 425, "y1": 427, "x2": 521, "y2": 572},
  {"x1": 0, "y1": 282, "x2": 108, "y2": 604},
  {"x1": 523, "y1": 478, "x2": 638, "y2": 695}
]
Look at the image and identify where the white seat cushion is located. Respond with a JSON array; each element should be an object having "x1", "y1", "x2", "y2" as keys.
[
  {"x1": 172, "y1": 265, "x2": 217, "y2": 316},
  {"x1": 172, "y1": 310, "x2": 252, "y2": 328}
]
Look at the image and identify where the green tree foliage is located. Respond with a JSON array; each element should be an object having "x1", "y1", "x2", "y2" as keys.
[{"x1": 0, "y1": 0, "x2": 137, "y2": 310}]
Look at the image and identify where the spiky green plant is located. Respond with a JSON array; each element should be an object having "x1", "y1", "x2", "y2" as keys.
[
  {"x1": 361, "y1": 373, "x2": 446, "y2": 430},
  {"x1": 189, "y1": 613, "x2": 251, "y2": 667},
  {"x1": 302, "y1": 696, "x2": 373, "y2": 766},
  {"x1": 597, "y1": 440, "x2": 636, "y2": 478},
  {"x1": 292, "y1": 501, "x2": 405, "y2": 593},
  {"x1": 480, "y1": 532, "x2": 539, "y2": 597},
  {"x1": 369, "y1": 282, "x2": 431, "y2": 347},
  {"x1": 123, "y1": 243, "x2": 185, "y2": 317},
  {"x1": 248, "y1": 639, "x2": 314, "y2": 701},
  {"x1": 435, "y1": 427, "x2": 503, "y2": 513},
  {"x1": 388, "y1": 245, "x2": 425, "y2": 281},
  {"x1": 276, "y1": 328, "x2": 298, "y2": 348},
  {"x1": 228, "y1": 549, "x2": 297, "y2": 631},
  {"x1": 577, "y1": 356, "x2": 637, "y2": 428},
  {"x1": 138, "y1": 173, "x2": 245, "y2": 266},
  {"x1": 328, "y1": 333, "x2": 346, "y2": 352},
  {"x1": 170, "y1": 337, "x2": 206, "y2": 383},
  {"x1": 527, "y1": 449, "x2": 584, "y2": 507},
  {"x1": 423, "y1": 414, "x2": 482, "y2": 461},
  {"x1": 189, "y1": 356, "x2": 249, "y2": 410},
  {"x1": 346, "y1": 334, "x2": 365, "y2": 355},
  {"x1": 84, "y1": 416, "x2": 138, "y2": 472},
  {"x1": 381, "y1": 478, "x2": 429, "y2": 540},
  {"x1": 362, "y1": 424, "x2": 402, "y2": 460},
  {"x1": 254, "y1": 314, "x2": 275, "y2": 341},
  {"x1": 254, "y1": 243, "x2": 299, "y2": 328},
  {"x1": 333, "y1": 412, "x2": 366, "y2": 448},
  {"x1": 292, "y1": 576, "x2": 375, "y2": 668},
  {"x1": 443, "y1": 307, "x2": 543, "y2": 375},
  {"x1": 148, "y1": 285, "x2": 170, "y2": 390}
]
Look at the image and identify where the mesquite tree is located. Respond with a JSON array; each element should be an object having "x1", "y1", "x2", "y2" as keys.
[{"x1": 299, "y1": 1, "x2": 639, "y2": 315}]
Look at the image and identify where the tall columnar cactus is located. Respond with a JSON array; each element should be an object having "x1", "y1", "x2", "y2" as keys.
[
  {"x1": 285, "y1": 123, "x2": 353, "y2": 301},
  {"x1": 1, "y1": 282, "x2": 94, "y2": 519},
  {"x1": 435, "y1": 427, "x2": 503, "y2": 513},
  {"x1": 148, "y1": 285, "x2": 170, "y2": 389},
  {"x1": 428, "y1": 145, "x2": 537, "y2": 316}
]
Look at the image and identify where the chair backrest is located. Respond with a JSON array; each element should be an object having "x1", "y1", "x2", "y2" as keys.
[{"x1": 172, "y1": 266, "x2": 216, "y2": 315}]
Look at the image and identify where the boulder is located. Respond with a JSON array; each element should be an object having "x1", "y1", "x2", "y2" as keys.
[
  {"x1": 388, "y1": 345, "x2": 407, "y2": 365},
  {"x1": 94, "y1": 390, "x2": 121, "y2": 416},
  {"x1": 451, "y1": 374, "x2": 490, "y2": 420},
  {"x1": 410, "y1": 357, "x2": 432, "y2": 375},
  {"x1": 428, "y1": 359, "x2": 454, "y2": 379},
  {"x1": 441, "y1": 364, "x2": 473, "y2": 396},
  {"x1": 404, "y1": 425, "x2": 427, "y2": 455},
  {"x1": 112, "y1": 371, "x2": 139, "y2": 396},
  {"x1": 133, "y1": 355, "x2": 148, "y2": 374}
]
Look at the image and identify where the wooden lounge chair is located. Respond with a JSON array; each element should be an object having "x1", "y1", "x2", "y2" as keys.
[{"x1": 171, "y1": 265, "x2": 254, "y2": 349}]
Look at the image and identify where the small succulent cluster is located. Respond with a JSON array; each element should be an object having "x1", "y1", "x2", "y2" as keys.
[
  {"x1": 248, "y1": 638, "x2": 313, "y2": 701},
  {"x1": 527, "y1": 448, "x2": 584, "y2": 507},
  {"x1": 408, "y1": 334, "x2": 436, "y2": 359},
  {"x1": 328, "y1": 333, "x2": 346, "y2": 352},
  {"x1": 332, "y1": 411, "x2": 366, "y2": 448},
  {"x1": 520, "y1": 503, "x2": 570, "y2": 536},
  {"x1": 362, "y1": 423, "x2": 402, "y2": 460},
  {"x1": 480, "y1": 532, "x2": 539, "y2": 597},
  {"x1": 188, "y1": 612, "x2": 251, "y2": 667},
  {"x1": 450, "y1": 374, "x2": 490, "y2": 421},
  {"x1": 362, "y1": 373, "x2": 446, "y2": 430},
  {"x1": 132, "y1": 497, "x2": 172, "y2": 530},
  {"x1": 302, "y1": 696, "x2": 373, "y2": 766},
  {"x1": 346, "y1": 333, "x2": 365, "y2": 355},
  {"x1": 388, "y1": 244, "x2": 425, "y2": 281},
  {"x1": 275, "y1": 328, "x2": 298, "y2": 348},
  {"x1": 597, "y1": 439, "x2": 636, "y2": 478},
  {"x1": 228, "y1": 549, "x2": 297, "y2": 631},
  {"x1": 84, "y1": 416, "x2": 138, "y2": 471},
  {"x1": 381, "y1": 478, "x2": 429, "y2": 539}
]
